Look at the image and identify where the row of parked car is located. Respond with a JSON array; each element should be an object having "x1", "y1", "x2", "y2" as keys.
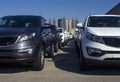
[
  {"x1": 0, "y1": 15, "x2": 73, "y2": 71},
  {"x1": 1, "y1": 14, "x2": 120, "y2": 71},
  {"x1": 57, "y1": 28, "x2": 73, "y2": 48},
  {"x1": 75, "y1": 15, "x2": 120, "y2": 71}
]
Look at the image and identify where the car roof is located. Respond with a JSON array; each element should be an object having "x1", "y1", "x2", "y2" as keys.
[
  {"x1": 89, "y1": 14, "x2": 120, "y2": 17},
  {"x1": 1, "y1": 15, "x2": 46, "y2": 21},
  {"x1": 3, "y1": 15, "x2": 41, "y2": 18}
]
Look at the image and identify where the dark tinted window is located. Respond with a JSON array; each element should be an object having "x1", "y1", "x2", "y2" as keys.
[
  {"x1": 41, "y1": 18, "x2": 46, "y2": 26},
  {"x1": 87, "y1": 16, "x2": 120, "y2": 27},
  {"x1": 0, "y1": 16, "x2": 40, "y2": 28}
]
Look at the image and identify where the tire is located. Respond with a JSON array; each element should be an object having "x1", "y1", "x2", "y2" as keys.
[
  {"x1": 62, "y1": 42, "x2": 65, "y2": 46},
  {"x1": 59, "y1": 42, "x2": 62, "y2": 49},
  {"x1": 79, "y1": 56, "x2": 87, "y2": 71},
  {"x1": 75, "y1": 41, "x2": 79, "y2": 56},
  {"x1": 48, "y1": 44, "x2": 54, "y2": 58},
  {"x1": 32, "y1": 45, "x2": 45, "y2": 71},
  {"x1": 54, "y1": 43, "x2": 58, "y2": 52},
  {"x1": 79, "y1": 44, "x2": 88, "y2": 71},
  {"x1": 65, "y1": 41, "x2": 67, "y2": 45}
]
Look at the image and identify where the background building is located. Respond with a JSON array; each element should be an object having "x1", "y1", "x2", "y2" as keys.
[
  {"x1": 58, "y1": 17, "x2": 78, "y2": 34},
  {"x1": 106, "y1": 3, "x2": 120, "y2": 15},
  {"x1": 48, "y1": 18, "x2": 56, "y2": 25}
]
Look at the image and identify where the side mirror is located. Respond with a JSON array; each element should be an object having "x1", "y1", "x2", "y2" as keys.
[
  {"x1": 76, "y1": 23, "x2": 83, "y2": 28},
  {"x1": 45, "y1": 22, "x2": 51, "y2": 27},
  {"x1": 43, "y1": 23, "x2": 53, "y2": 30}
]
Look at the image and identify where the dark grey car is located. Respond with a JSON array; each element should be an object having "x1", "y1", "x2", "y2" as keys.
[{"x1": 0, "y1": 15, "x2": 50, "y2": 70}]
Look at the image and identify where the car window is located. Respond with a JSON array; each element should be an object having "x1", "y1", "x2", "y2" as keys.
[
  {"x1": 0, "y1": 16, "x2": 40, "y2": 28},
  {"x1": 87, "y1": 17, "x2": 120, "y2": 27}
]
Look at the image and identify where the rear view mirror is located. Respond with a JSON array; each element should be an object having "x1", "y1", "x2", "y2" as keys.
[
  {"x1": 45, "y1": 22, "x2": 51, "y2": 27},
  {"x1": 43, "y1": 22, "x2": 53, "y2": 29},
  {"x1": 76, "y1": 23, "x2": 83, "y2": 28}
]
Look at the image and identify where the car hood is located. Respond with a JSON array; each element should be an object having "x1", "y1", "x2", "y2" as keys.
[
  {"x1": 86, "y1": 27, "x2": 120, "y2": 36},
  {"x1": 0, "y1": 27, "x2": 38, "y2": 36}
]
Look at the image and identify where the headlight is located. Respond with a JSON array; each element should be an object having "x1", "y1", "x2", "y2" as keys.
[
  {"x1": 19, "y1": 33, "x2": 36, "y2": 42},
  {"x1": 86, "y1": 32, "x2": 103, "y2": 43}
]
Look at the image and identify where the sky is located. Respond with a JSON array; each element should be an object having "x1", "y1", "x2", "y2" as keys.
[{"x1": 0, "y1": 0, "x2": 119, "y2": 22}]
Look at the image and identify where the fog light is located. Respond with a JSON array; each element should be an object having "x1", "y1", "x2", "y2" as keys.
[
  {"x1": 86, "y1": 47, "x2": 104, "y2": 57},
  {"x1": 18, "y1": 48, "x2": 33, "y2": 54}
]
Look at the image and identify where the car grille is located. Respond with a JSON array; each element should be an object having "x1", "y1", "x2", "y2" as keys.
[
  {"x1": 0, "y1": 37, "x2": 18, "y2": 46},
  {"x1": 103, "y1": 37, "x2": 120, "y2": 47}
]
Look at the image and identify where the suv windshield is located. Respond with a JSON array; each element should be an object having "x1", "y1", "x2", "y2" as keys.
[
  {"x1": 87, "y1": 16, "x2": 120, "y2": 27},
  {"x1": 0, "y1": 16, "x2": 40, "y2": 28}
]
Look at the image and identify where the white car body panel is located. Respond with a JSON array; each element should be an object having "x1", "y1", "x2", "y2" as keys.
[
  {"x1": 80, "y1": 15, "x2": 120, "y2": 64},
  {"x1": 86, "y1": 27, "x2": 120, "y2": 36}
]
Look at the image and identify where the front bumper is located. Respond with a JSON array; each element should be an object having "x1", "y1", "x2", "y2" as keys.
[
  {"x1": 0, "y1": 41, "x2": 37, "y2": 64},
  {"x1": 81, "y1": 36, "x2": 120, "y2": 62}
]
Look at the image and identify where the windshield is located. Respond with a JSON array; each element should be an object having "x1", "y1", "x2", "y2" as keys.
[
  {"x1": 0, "y1": 16, "x2": 40, "y2": 28},
  {"x1": 87, "y1": 16, "x2": 120, "y2": 27}
]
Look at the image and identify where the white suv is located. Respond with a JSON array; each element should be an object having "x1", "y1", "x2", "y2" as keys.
[
  {"x1": 77, "y1": 15, "x2": 120, "y2": 70},
  {"x1": 57, "y1": 28, "x2": 67, "y2": 46}
]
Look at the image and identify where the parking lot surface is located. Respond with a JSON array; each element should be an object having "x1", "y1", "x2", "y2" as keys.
[{"x1": 0, "y1": 40, "x2": 120, "y2": 82}]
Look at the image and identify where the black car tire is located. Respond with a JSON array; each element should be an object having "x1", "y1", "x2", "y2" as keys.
[
  {"x1": 79, "y1": 43, "x2": 88, "y2": 71},
  {"x1": 65, "y1": 41, "x2": 67, "y2": 45},
  {"x1": 62, "y1": 42, "x2": 65, "y2": 46},
  {"x1": 75, "y1": 42, "x2": 80, "y2": 57},
  {"x1": 59, "y1": 42, "x2": 62, "y2": 49},
  {"x1": 54, "y1": 43, "x2": 58, "y2": 52},
  {"x1": 48, "y1": 43, "x2": 54, "y2": 58},
  {"x1": 32, "y1": 45, "x2": 45, "y2": 71}
]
